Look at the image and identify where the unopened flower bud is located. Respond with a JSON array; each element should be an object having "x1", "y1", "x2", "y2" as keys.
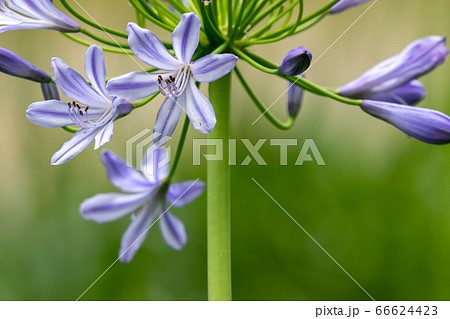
[
  {"x1": 41, "y1": 82, "x2": 60, "y2": 100},
  {"x1": 330, "y1": 0, "x2": 371, "y2": 14},
  {"x1": 278, "y1": 47, "x2": 312, "y2": 76},
  {"x1": 0, "y1": 48, "x2": 51, "y2": 83},
  {"x1": 287, "y1": 82, "x2": 304, "y2": 118},
  {"x1": 361, "y1": 100, "x2": 450, "y2": 145}
]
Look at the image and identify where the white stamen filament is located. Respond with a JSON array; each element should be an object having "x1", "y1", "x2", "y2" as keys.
[
  {"x1": 67, "y1": 101, "x2": 113, "y2": 129},
  {"x1": 157, "y1": 65, "x2": 192, "y2": 99}
]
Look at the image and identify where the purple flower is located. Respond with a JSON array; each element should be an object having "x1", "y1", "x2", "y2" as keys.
[
  {"x1": 339, "y1": 36, "x2": 448, "y2": 99},
  {"x1": 80, "y1": 147, "x2": 205, "y2": 263},
  {"x1": 26, "y1": 45, "x2": 132, "y2": 165},
  {"x1": 287, "y1": 82, "x2": 304, "y2": 118},
  {"x1": 0, "y1": 0, "x2": 80, "y2": 33},
  {"x1": 0, "y1": 47, "x2": 51, "y2": 82},
  {"x1": 278, "y1": 47, "x2": 312, "y2": 76},
  {"x1": 41, "y1": 82, "x2": 60, "y2": 100},
  {"x1": 107, "y1": 13, "x2": 238, "y2": 146},
  {"x1": 366, "y1": 80, "x2": 425, "y2": 105},
  {"x1": 330, "y1": 0, "x2": 371, "y2": 14},
  {"x1": 361, "y1": 100, "x2": 450, "y2": 145}
]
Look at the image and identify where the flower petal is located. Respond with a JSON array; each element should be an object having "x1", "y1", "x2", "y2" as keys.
[
  {"x1": 80, "y1": 192, "x2": 150, "y2": 224},
  {"x1": 365, "y1": 80, "x2": 426, "y2": 105},
  {"x1": 167, "y1": 180, "x2": 205, "y2": 207},
  {"x1": 119, "y1": 199, "x2": 163, "y2": 263},
  {"x1": 51, "y1": 127, "x2": 100, "y2": 165},
  {"x1": 127, "y1": 22, "x2": 181, "y2": 70},
  {"x1": 94, "y1": 120, "x2": 114, "y2": 150},
  {"x1": 101, "y1": 150, "x2": 154, "y2": 193},
  {"x1": 159, "y1": 212, "x2": 187, "y2": 250},
  {"x1": 171, "y1": 13, "x2": 201, "y2": 64},
  {"x1": 51, "y1": 57, "x2": 110, "y2": 108},
  {"x1": 191, "y1": 54, "x2": 238, "y2": 83},
  {"x1": 141, "y1": 145, "x2": 170, "y2": 183},
  {"x1": 153, "y1": 96, "x2": 183, "y2": 147},
  {"x1": 106, "y1": 71, "x2": 161, "y2": 101},
  {"x1": 26, "y1": 100, "x2": 75, "y2": 128},
  {"x1": 184, "y1": 79, "x2": 216, "y2": 133},
  {"x1": 85, "y1": 45, "x2": 109, "y2": 99}
]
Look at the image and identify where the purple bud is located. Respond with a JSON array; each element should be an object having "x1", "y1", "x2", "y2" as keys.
[
  {"x1": 339, "y1": 36, "x2": 448, "y2": 98},
  {"x1": 361, "y1": 100, "x2": 450, "y2": 145},
  {"x1": 278, "y1": 47, "x2": 312, "y2": 76},
  {"x1": 365, "y1": 80, "x2": 426, "y2": 105},
  {"x1": 287, "y1": 82, "x2": 304, "y2": 118},
  {"x1": 41, "y1": 82, "x2": 60, "y2": 100},
  {"x1": 330, "y1": 0, "x2": 371, "y2": 14},
  {"x1": 0, "y1": 48, "x2": 51, "y2": 83}
]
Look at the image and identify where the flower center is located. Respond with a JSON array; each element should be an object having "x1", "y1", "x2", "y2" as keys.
[
  {"x1": 67, "y1": 101, "x2": 112, "y2": 129},
  {"x1": 157, "y1": 65, "x2": 191, "y2": 98}
]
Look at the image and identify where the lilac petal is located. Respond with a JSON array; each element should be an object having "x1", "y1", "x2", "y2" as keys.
[
  {"x1": 153, "y1": 96, "x2": 183, "y2": 147},
  {"x1": 80, "y1": 192, "x2": 150, "y2": 224},
  {"x1": 85, "y1": 45, "x2": 109, "y2": 99},
  {"x1": 113, "y1": 97, "x2": 133, "y2": 115},
  {"x1": 127, "y1": 22, "x2": 181, "y2": 71},
  {"x1": 191, "y1": 54, "x2": 238, "y2": 83},
  {"x1": 141, "y1": 145, "x2": 170, "y2": 183},
  {"x1": 159, "y1": 212, "x2": 187, "y2": 250},
  {"x1": 366, "y1": 80, "x2": 426, "y2": 105},
  {"x1": 94, "y1": 120, "x2": 114, "y2": 150},
  {"x1": 41, "y1": 82, "x2": 60, "y2": 100},
  {"x1": 361, "y1": 100, "x2": 450, "y2": 145},
  {"x1": 167, "y1": 180, "x2": 205, "y2": 207},
  {"x1": 106, "y1": 71, "x2": 161, "y2": 101},
  {"x1": 101, "y1": 150, "x2": 153, "y2": 193},
  {"x1": 0, "y1": 47, "x2": 51, "y2": 82},
  {"x1": 51, "y1": 57, "x2": 110, "y2": 108},
  {"x1": 171, "y1": 13, "x2": 201, "y2": 64},
  {"x1": 339, "y1": 36, "x2": 448, "y2": 97},
  {"x1": 0, "y1": 0, "x2": 80, "y2": 33},
  {"x1": 330, "y1": 0, "x2": 371, "y2": 14},
  {"x1": 185, "y1": 79, "x2": 216, "y2": 133},
  {"x1": 119, "y1": 200, "x2": 163, "y2": 263},
  {"x1": 51, "y1": 127, "x2": 101, "y2": 165},
  {"x1": 26, "y1": 100, "x2": 75, "y2": 128}
]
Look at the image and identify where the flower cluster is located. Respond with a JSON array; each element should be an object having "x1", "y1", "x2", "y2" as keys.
[{"x1": 1, "y1": 0, "x2": 450, "y2": 266}]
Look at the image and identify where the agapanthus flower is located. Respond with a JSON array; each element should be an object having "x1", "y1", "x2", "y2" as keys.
[
  {"x1": 339, "y1": 36, "x2": 448, "y2": 99},
  {"x1": 41, "y1": 82, "x2": 60, "y2": 100},
  {"x1": 107, "y1": 13, "x2": 238, "y2": 146},
  {"x1": 0, "y1": 0, "x2": 80, "y2": 33},
  {"x1": 361, "y1": 100, "x2": 450, "y2": 145},
  {"x1": 0, "y1": 47, "x2": 51, "y2": 82},
  {"x1": 287, "y1": 82, "x2": 304, "y2": 118},
  {"x1": 278, "y1": 46, "x2": 312, "y2": 76},
  {"x1": 80, "y1": 147, "x2": 205, "y2": 263},
  {"x1": 330, "y1": 0, "x2": 371, "y2": 14},
  {"x1": 366, "y1": 80, "x2": 425, "y2": 105},
  {"x1": 26, "y1": 45, "x2": 132, "y2": 165}
]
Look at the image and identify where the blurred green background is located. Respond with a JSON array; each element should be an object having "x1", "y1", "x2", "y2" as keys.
[{"x1": 1, "y1": 0, "x2": 450, "y2": 300}]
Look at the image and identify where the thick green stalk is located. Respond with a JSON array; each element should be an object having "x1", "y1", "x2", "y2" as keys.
[{"x1": 207, "y1": 73, "x2": 232, "y2": 301}]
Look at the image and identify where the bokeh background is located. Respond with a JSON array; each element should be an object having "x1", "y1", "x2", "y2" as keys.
[{"x1": 1, "y1": 0, "x2": 450, "y2": 300}]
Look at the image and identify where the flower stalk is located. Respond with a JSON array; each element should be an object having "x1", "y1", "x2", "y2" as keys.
[{"x1": 207, "y1": 73, "x2": 232, "y2": 301}]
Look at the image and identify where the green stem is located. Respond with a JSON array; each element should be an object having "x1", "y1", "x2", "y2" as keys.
[
  {"x1": 61, "y1": 33, "x2": 133, "y2": 54},
  {"x1": 207, "y1": 73, "x2": 232, "y2": 301},
  {"x1": 234, "y1": 67, "x2": 295, "y2": 130},
  {"x1": 165, "y1": 115, "x2": 190, "y2": 183}
]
